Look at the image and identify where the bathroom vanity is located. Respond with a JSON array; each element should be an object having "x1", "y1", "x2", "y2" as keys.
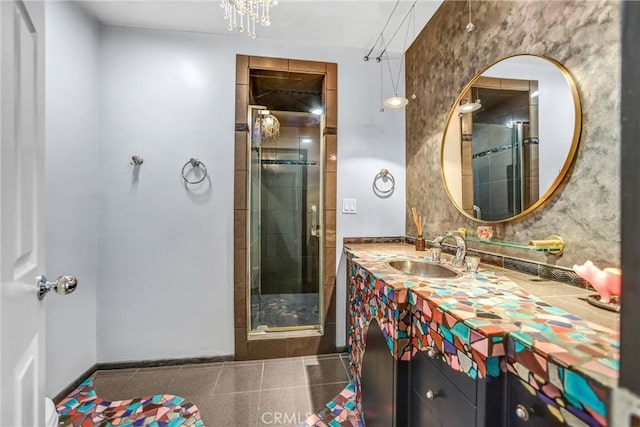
[{"x1": 345, "y1": 241, "x2": 618, "y2": 427}]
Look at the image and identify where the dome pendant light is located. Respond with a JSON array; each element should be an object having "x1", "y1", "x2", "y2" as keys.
[
  {"x1": 457, "y1": 99, "x2": 482, "y2": 114},
  {"x1": 457, "y1": 87, "x2": 482, "y2": 114},
  {"x1": 383, "y1": 94, "x2": 409, "y2": 109},
  {"x1": 378, "y1": 3, "x2": 416, "y2": 112}
]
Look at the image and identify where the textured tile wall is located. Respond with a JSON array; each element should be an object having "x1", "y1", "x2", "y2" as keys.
[{"x1": 406, "y1": 0, "x2": 620, "y2": 268}]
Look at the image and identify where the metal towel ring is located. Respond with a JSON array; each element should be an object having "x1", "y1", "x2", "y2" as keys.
[
  {"x1": 181, "y1": 158, "x2": 208, "y2": 184},
  {"x1": 373, "y1": 169, "x2": 395, "y2": 194}
]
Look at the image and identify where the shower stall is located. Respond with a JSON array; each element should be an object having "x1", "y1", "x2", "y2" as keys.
[
  {"x1": 471, "y1": 85, "x2": 539, "y2": 221},
  {"x1": 246, "y1": 70, "x2": 325, "y2": 334},
  {"x1": 233, "y1": 56, "x2": 337, "y2": 357}
]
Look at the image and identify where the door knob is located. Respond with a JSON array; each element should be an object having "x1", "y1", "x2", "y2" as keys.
[
  {"x1": 37, "y1": 275, "x2": 77, "y2": 300},
  {"x1": 425, "y1": 389, "x2": 438, "y2": 400}
]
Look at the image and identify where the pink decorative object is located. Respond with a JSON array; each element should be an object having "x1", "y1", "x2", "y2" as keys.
[
  {"x1": 572, "y1": 260, "x2": 622, "y2": 304},
  {"x1": 476, "y1": 226, "x2": 493, "y2": 241}
]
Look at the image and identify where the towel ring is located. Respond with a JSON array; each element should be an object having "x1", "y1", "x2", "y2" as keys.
[
  {"x1": 182, "y1": 158, "x2": 208, "y2": 184},
  {"x1": 373, "y1": 169, "x2": 395, "y2": 194}
]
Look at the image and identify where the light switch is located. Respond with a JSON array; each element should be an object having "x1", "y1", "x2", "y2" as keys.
[{"x1": 342, "y1": 198, "x2": 357, "y2": 214}]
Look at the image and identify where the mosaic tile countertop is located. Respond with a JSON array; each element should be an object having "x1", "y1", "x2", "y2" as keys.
[{"x1": 344, "y1": 243, "x2": 620, "y2": 390}]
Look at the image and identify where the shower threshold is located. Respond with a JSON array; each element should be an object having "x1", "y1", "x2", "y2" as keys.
[
  {"x1": 247, "y1": 326, "x2": 324, "y2": 341},
  {"x1": 259, "y1": 324, "x2": 322, "y2": 333}
]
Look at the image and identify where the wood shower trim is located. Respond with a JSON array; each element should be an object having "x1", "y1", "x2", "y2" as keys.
[{"x1": 233, "y1": 55, "x2": 338, "y2": 360}]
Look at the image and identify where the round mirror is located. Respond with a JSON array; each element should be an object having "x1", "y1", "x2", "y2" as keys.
[{"x1": 441, "y1": 54, "x2": 581, "y2": 223}]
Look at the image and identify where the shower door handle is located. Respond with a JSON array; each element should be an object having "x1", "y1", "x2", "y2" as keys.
[
  {"x1": 310, "y1": 205, "x2": 318, "y2": 237},
  {"x1": 473, "y1": 205, "x2": 481, "y2": 219}
]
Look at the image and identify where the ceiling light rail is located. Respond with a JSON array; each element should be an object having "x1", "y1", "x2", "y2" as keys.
[
  {"x1": 374, "y1": 0, "x2": 417, "y2": 63},
  {"x1": 363, "y1": 0, "x2": 401, "y2": 62}
]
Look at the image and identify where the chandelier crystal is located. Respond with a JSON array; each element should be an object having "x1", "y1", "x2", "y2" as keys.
[
  {"x1": 220, "y1": 0, "x2": 278, "y2": 38},
  {"x1": 253, "y1": 112, "x2": 280, "y2": 146}
]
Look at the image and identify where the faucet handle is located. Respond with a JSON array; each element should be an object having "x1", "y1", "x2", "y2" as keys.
[{"x1": 430, "y1": 246, "x2": 442, "y2": 263}]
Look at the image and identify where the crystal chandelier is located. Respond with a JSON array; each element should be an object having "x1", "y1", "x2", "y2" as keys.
[
  {"x1": 253, "y1": 111, "x2": 280, "y2": 146},
  {"x1": 220, "y1": 0, "x2": 278, "y2": 38}
]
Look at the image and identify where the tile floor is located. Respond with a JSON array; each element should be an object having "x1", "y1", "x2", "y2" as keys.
[{"x1": 89, "y1": 353, "x2": 351, "y2": 427}]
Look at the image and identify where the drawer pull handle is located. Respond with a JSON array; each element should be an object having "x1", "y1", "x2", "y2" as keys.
[
  {"x1": 426, "y1": 389, "x2": 438, "y2": 400},
  {"x1": 426, "y1": 346, "x2": 440, "y2": 359},
  {"x1": 515, "y1": 404, "x2": 530, "y2": 421}
]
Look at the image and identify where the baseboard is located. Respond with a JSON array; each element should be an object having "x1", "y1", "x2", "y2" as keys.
[
  {"x1": 96, "y1": 354, "x2": 234, "y2": 371},
  {"x1": 52, "y1": 355, "x2": 234, "y2": 404},
  {"x1": 53, "y1": 364, "x2": 98, "y2": 404}
]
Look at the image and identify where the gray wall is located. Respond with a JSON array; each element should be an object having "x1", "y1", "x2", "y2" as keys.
[
  {"x1": 406, "y1": 0, "x2": 620, "y2": 268},
  {"x1": 96, "y1": 26, "x2": 406, "y2": 361},
  {"x1": 97, "y1": 26, "x2": 232, "y2": 362},
  {"x1": 44, "y1": 1, "x2": 99, "y2": 396}
]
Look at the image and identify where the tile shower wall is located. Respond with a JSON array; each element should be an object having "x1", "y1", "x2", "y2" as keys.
[
  {"x1": 473, "y1": 123, "x2": 516, "y2": 221},
  {"x1": 261, "y1": 162, "x2": 306, "y2": 294},
  {"x1": 259, "y1": 125, "x2": 321, "y2": 296},
  {"x1": 406, "y1": 0, "x2": 620, "y2": 268}
]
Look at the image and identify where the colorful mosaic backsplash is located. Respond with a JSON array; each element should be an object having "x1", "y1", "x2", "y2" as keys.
[
  {"x1": 299, "y1": 382, "x2": 362, "y2": 427},
  {"x1": 345, "y1": 242, "x2": 620, "y2": 426},
  {"x1": 57, "y1": 378, "x2": 203, "y2": 427}
]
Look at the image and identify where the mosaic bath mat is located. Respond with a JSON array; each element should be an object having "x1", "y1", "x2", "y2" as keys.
[
  {"x1": 57, "y1": 377, "x2": 203, "y2": 427},
  {"x1": 299, "y1": 383, "x2": 363, "y2": 427}
]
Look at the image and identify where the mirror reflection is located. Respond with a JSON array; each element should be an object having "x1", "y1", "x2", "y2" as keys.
[{"x1": 442, "y1": 55, "x2": 581, "y2": 223}]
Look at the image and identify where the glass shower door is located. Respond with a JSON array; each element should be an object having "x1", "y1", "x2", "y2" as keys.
[{"x1": 248, "y1": 106, "x2": 323, "y2": 333}]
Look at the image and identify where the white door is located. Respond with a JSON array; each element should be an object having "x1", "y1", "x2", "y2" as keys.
[{"x1": 1, "y1": 1, "x2": 46, "y2": 425}]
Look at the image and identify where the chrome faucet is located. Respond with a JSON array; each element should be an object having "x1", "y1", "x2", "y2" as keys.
[{"x1": 432, "y1": 232, "x2": 467, "y2": 268}]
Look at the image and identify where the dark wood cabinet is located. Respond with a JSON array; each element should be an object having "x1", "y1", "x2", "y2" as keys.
[
  {"x1": 409, "y1": 349, "x2": 505, "y2": 427},
  {"x1": 411, "y1": 351, "x2": 476, "y2": 426},
  {"x1": 507, "y1": 373, "x2": 566, "y2": 426},
  {"x1": 360, "y1": 319, "x2": 409, "y2": 427}
]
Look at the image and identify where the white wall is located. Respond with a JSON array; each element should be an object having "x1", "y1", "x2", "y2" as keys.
[
  {"x1": 335, "y1": 63, "x2": 406, "y2": 345},
  {"x1": 97, "y1": 26, "x2": 406, "y2": 361},
  {"x1": 44, "y1": 1, "x2": 99, "y2": 396}
]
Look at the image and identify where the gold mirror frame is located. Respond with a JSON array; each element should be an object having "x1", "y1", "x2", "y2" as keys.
[{"x1": 440, "y1": 54, "x2": 582, "y2": 224}]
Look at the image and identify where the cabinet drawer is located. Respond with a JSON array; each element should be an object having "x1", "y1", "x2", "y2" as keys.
[
  {"x1": 411, "y1": 352, "x2": 477, "y2": 427},
  {"x1": 411, "y1": 385, "x2": 476, "y2": 426},
  {"x1": 415, "y1": 349, "x2": 477, "y2": 404},
  {"x1": 508, "y1": 374, "x2": 566, "y2": 427}
]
